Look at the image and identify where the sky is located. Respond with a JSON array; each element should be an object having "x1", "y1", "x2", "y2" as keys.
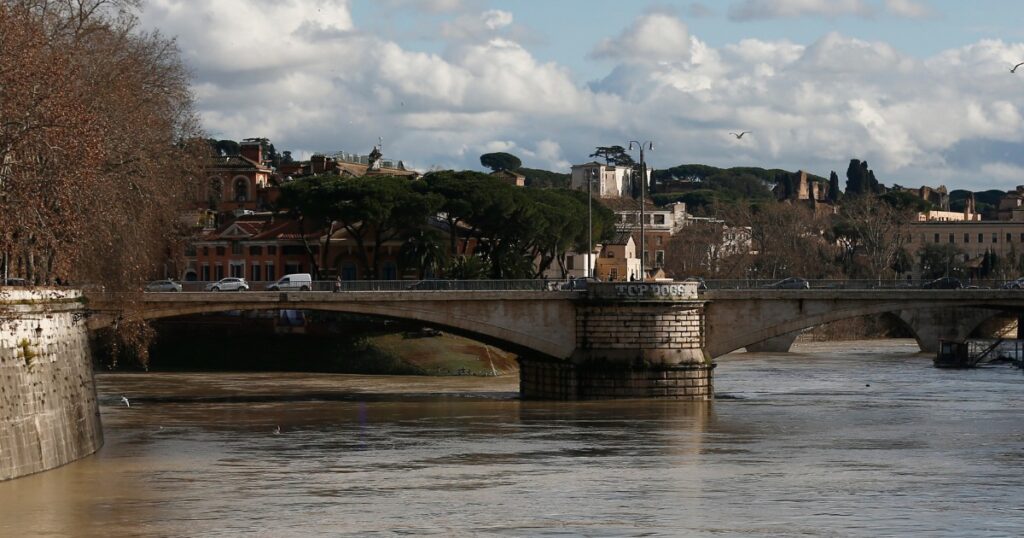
[{"x1": 138, "y1": 0, "x2": 1024, "y2": 191}]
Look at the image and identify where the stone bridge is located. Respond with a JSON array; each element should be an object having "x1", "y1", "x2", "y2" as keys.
[{"x1": 82, "y1": 284, "x2": 1024, "y2": 399}]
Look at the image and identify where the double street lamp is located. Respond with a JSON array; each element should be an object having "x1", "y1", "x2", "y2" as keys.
[{"x1": 628, "y1": 141, "x2": 653, "y2": 281}]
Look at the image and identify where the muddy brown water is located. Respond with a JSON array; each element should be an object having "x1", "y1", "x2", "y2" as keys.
[{"x1": 1, "y1": 339, "x2": 1022, "y2": 536}]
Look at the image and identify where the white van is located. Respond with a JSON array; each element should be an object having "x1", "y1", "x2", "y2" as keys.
[{"x1": 266, "y1": 273, "x2": 312, "y2": 291}]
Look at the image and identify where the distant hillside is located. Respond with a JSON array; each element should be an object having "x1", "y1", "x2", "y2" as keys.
[
  {"x1": 950, "y1": 189, "x2": 1005, "y2": 216},
  {"x1": 519, "y1": 167, "x2": 570, "y2": 188},
  {"x1": 650, "y1": 163, "x2": 823, "y2": 209}
]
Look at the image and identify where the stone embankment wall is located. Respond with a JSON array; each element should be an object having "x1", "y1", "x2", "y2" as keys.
[{"x1": 0, "y1": 289, "x2": 102, "y2": 481}]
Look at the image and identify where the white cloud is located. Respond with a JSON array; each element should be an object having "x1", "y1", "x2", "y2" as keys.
[
  {"x1": 591, "y1": 13, "x2": 691, "y2": 64},
  {"x1": 138, "y1": 3, "x2": 1024, "y2": 190},
  {"x1": 884, "y1": 0, "x2": 934, "y2": 18},
  {"x1": 728, "y1": 0, "x2": 874, "y2": 21},
  {"x1": 440, "y1": 9, "x2": 514, "y2": 41}
]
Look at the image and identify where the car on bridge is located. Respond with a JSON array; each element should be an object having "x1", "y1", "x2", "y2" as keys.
[
  {"x1": 205, "y1": 277, "x2": 249, "y2": 292},
  {"x1": 144, "y1": 279, "x2": 182, "y2": 292},
  {"x1": 921, "y1": 277, "x2": 962, "y2": 289},
  {"x1": 761, "y1": 277, "x2": 810, "y2": 289},
  {"x1": 1002, "y1": 277, "x2": 1024, "y2": 289}
]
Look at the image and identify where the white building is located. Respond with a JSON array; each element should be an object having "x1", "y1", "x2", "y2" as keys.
[{"x1": 570, "y1": 162, "x2": 651, "y2": 199}]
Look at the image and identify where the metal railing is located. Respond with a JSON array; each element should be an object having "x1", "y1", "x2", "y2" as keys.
[
  {"x1": 147, "y1": 279, "x2": 575, "y2": 293},
  {"x1": 127, "y1": 277, "x2": 1024, "y2": 293}
]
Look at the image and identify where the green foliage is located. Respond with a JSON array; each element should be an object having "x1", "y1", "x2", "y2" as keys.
[
  {"x1": 208, "y1": 138, "x2": 240, "y2": 156},
  {"x1": 829, "y1": 171, "x2": 841, "y2": 203},
  {"x1": 950, "y1": 189, "x2": 1004, "y2": 214},
  {"x1": 479, "y1": 152, "x2": 522, "y2": 172},
  {"x1": 519, "y1": 167, "x2": 570, "y2": 188},
  {"x1": 917, "y1": 243, "x2": 966, "y2": 279},
  {"x1": 880, "y1": 190, "x2": 931, "y2": 212},
  {"x1": 590, "y1": 145, "x2": 634, "y2": 167},
  {"x1": 281, "y1": 174, "x2": 442, "y2": 279},
  {"x1": 845, "y1": 159, "x2": 883, "y2": 196}
]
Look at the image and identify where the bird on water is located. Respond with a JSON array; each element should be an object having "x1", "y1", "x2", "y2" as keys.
[{"x1": 730, "y1": 131, "x2": 751, "y2": 139}]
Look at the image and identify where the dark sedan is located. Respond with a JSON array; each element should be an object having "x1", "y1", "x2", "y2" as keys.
[
  {"x1": 921, "y1": 277, "x2": 962, "y2": 289},
  {"x1": 762, "y1": 277, "x2": 810, "y2": 289}
]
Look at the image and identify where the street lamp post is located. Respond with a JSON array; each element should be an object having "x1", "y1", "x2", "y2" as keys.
[
  {"x1": 587, "y1": 167, "x2": 597, "y2": 278},
  {"x1": 629, "y1": 141, "x2": 653, "y2": 281}
]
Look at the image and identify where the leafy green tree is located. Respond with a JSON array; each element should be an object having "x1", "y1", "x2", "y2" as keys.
[
  {"x1": 281, "y1": 174, "x2": 441, "y2": 279},
  {"x1": 590, "y1": 146, "x2": 634, "y2": 167},
  {"x1": 446, "y1": 255, "x2": 489, "y2": 280},
  {"x1": 918, "y1": 243, "x2": 966, "y2": 279},
  {"x1": 399, "y1": 227, "x2": 447, "y2": 279},
  {"x1": 845, "y1": 159, "x2": 866, "y2": 195},
  {"x1": 880, "y1": 190, "x2": 931, "y2": 212},
  {"x1": 479, "y1": 152, "x2": 522, "y2": 172}
]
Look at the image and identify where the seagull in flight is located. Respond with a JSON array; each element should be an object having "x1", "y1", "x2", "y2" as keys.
[
  {"x1": 730, "y1": 131, "x2": 751, "y2": 139},
  {"x1": 1012, "y1": 62, "x2": 1024, "y2": 73},
  {"x1": 120, "y1": 396, "x2": 130, "y2": 408}
]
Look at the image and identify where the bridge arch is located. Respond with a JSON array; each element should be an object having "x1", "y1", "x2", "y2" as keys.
[
  {"x1": 88, "y1": 292, "x2": 580, "y2": 360},
  {"x1": 704, "y1": 292, "x2": 1024, "y2": 358}
]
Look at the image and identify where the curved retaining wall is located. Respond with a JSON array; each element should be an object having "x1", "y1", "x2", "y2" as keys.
[{"x1": 0, "y1": 289, "x2": 102, "y2": 481}]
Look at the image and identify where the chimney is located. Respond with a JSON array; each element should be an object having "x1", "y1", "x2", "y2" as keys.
[{"x1": 240, "y1": 141, "x2": 263, "y2": 164}]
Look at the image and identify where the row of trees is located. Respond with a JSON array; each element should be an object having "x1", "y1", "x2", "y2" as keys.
[
  {"x1": 1, "y1": 0, "x2": 203, "y2": 289},
  {"x1": 280, "y1": 171, "x2": 616, "y2": 280}
]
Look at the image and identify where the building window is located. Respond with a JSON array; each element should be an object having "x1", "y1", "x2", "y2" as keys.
[
  {"x1": 215, "y1": 264, "x2": 224, "y2": 280},
  {"x1": 656, "y1": 236, "x2": 663, "y2": 246},
  {"x1": 249, "y1": 246, "x2": 263, "y2": 256},
  {"x1": 655, "y1": 250, "x2": 665, "y2": 267},
  {"x1": 978, "y1": 233, "x2": 984, "y2": 243},
  {"x1": 203, "y1": 246, "x2": 209, "y2": 256},
  {"x1": 610, "y1": 267, "x2": 618, "y2": 281},
  {"x1": 216, "y1": 246, "x2": 226, "y2": 256},
  {"x1": 606, "y1": 251, "x2": 615, "y2": 258},
  {"x1": 231, "y1": 241, "x2": 241, "y2": 255},
  {"x1": 201, "y1": 265, "x2": 210, "y2": 281},
  {"x1": 934, "y1": 233, "x2": 940, "y2": 243},
  {"x1": 964, "y1": 233, "x2": 970, "y2": 243},
  {"x1": 1008, "y1": 233, "x2": 1012, "y2": 243},
  {"x1": 654, "y1": 214, "x2": 665, "y2": 225},
  {"x1": 285, "y1": 263, "x2": 301, "y2": 274},
  {"x1": 949, "y1": 233, "x2": 955, "y2": 244},
  {"x1": 234, "y1": 178, "x2": 249, "y2": 202},
  {"x1": 230, "y1": 263, "x2": 243, "y2": 278},
  {"x1": 265, "y1": 263, "x2": 275, "y2": 281},
  {"x1": 251, "y1": 264, "x2": 261, "y2": 281},
  {"x1": 993, "y1": 233, "x2": 998, "y2": 243},
  {"x1": 566, "y1": 256, "x2": 575, "y2": 270},
  {"x1": 283, "y1": 245, "x2": 305, "y2": 256},
  {"x1": 267, "y1": 246, "x2": 277, "y2": 255}
]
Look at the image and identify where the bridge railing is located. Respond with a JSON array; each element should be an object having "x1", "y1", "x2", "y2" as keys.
[
  {"x1": 165, "y1": 279, "x2": 569, "y2": 293},
  {"x1": 701, "y1": 278, "x2": 1022, "y2": 290}
]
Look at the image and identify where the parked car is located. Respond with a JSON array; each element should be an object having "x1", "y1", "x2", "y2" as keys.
[
  {"x1": 1002, "y1": 277, "x2": 1024, "y2": 289},
  {"x1": 762, "y1": 277, "x2": 810, "y2": 289},
  {"x1": 265, "y1": 273, "x2": 312, "y2": 291},
  {"x1": 144, "y1": 279, "x2": 182, "y2": 292},
  {"x1": 205, "y1": 277, "x2": 249, "y2": 292},
  {"x1": 921, "y1": 277, "x2": 962, "y2": 289}
]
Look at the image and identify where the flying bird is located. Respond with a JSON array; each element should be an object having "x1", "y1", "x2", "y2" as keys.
[
  {"x1": 120, "y1": 396, "x2": 130, "y2": 408},
  {"x1": 730, "y1": 131, "x2": 751, "y2": 139},
  {"x1": 1012, "y1": 62, "x2": 1024, "y2": 73}
]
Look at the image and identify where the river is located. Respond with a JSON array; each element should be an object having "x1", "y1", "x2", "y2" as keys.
[{"x1": 1, "y1": 339, "x2": 1022, "y2": 537}]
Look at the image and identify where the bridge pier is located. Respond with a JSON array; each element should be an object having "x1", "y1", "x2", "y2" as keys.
[{"x1": 520, "y1": 283, "x2": 713, "y2": 400}]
